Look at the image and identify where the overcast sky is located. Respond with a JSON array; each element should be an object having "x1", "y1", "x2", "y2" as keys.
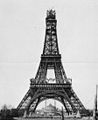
[{"x1": 0, "y1": 0, "x2": 98, "y2": 109}]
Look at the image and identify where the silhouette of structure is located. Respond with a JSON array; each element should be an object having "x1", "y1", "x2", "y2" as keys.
[{"x1": 17, "y1": 10, "x2": 86, "y2": 117}]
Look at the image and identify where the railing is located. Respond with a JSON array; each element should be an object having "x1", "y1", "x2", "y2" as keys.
[{"x1": 30, "y1": 83, "x2": 71, "y2": 88}]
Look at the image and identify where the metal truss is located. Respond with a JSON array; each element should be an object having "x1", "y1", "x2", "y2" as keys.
[{"x1": 17, "y1": 10, "x2": 87, "y2": 117}]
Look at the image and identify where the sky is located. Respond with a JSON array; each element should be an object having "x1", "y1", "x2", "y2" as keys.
[{"x1": 0, "y1": 0, "x2": 98, "y2": 110}]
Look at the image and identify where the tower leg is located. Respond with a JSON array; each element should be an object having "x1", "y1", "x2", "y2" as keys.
[
  {"x1": 61, "y1": 97, "x2": 70, "y2": 115},
  {"x1": 32, "y1": 98, "x2": 40, "y2": 112}
]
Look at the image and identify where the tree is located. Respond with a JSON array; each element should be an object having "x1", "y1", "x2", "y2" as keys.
[{"x1": 0, "y1": 104, "x2": 14, "y2": 120}]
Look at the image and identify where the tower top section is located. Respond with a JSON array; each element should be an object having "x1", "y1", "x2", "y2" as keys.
[
  {"x1": 42, "y1": 9, "x2": 60, "y2": 56},
  {"x1": 46, "y1": 9, "x2": 56, "y2": 19}
]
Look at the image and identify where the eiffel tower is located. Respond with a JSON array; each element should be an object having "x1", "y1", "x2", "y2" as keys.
[{"x1": 17, "y1": 10, "x2": 87, "y2": 117}]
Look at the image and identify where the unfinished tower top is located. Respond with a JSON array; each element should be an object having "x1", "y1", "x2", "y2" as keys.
[{"x1": 46, "y1": 9, "x2": 56, "y2": 19}]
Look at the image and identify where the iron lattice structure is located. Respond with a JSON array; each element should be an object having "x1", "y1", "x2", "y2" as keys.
[{"x1": 17, "y1": 10, "x2": 86, "y2": 116}]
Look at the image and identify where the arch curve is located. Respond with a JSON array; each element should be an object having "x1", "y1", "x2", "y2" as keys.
[{"x1": 26, "y1": 89, "x2": 75, "y2": 114}]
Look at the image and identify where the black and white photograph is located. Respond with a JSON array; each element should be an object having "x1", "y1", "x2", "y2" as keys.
[{"x1": 0, "y1": 0, "x2": 98, "y2": 120}]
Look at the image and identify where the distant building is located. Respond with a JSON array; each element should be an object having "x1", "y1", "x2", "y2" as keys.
[{"x1": 37, "y1": 104, "x2": 61, "y2": 116}]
